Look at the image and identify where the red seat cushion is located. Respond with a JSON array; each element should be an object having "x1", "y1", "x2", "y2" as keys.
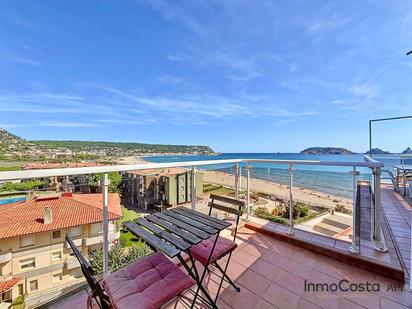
[
  {"x1": 190, "y1": 236, "x2": 237, "y2": 266},
  {"x1": 102, "y1": 252, "x2": 195, "y2": 309}
]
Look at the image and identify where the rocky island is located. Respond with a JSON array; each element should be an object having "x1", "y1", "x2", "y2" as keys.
[
  {"x1": 365, "y1": 148, "x2": 390, "y2": 155},
  {"x1": 300, "y1": 147, "x2": 354, "y2": 155},
  {"x1": 402, "y1": 147, "x2": 412, "y2": 154}
]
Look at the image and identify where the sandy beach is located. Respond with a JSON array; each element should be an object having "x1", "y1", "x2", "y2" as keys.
[
  {"x1": 125, "y1": 156, "x2": 352, "y2": 210},
  {"x1": 202, "y1": 170, "x2": 352, "y2": 210},
  {"x1": 116, "y1": 156, "x2": 147, "y2": 165}
]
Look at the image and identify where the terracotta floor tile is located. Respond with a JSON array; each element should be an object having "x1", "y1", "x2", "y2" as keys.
[
  {"x1": 340, "y1": 292, "x2": 381, "y2": 309},
  {"x1": 380, "y1": 296, "x2": 411, "y2": 309},
  {"x1": 220, "y1": 283, "x2": 260, "y2": 309},
  {"x1": 237, "y1": 269, "x2": 271, "y2": 295},
  {"x1": 290, "y1": 248, "x2": 318, "y2": 267},
  {"x1": 241, "y1": 243, "x2": 268, "y2": 258},
  {"x1": 231, "y1": 250, "x2": 260, "y2": 268},
  {"x1": 261, "y1": 250, "x2": 290, "y2": 268},
  {"x1": 222, "y1": 260, "x2": 248, "y2": 281},
  {"x1": 262, "y1": 282, "x2": 301, "y2": 309},
  {"x1": 253, "y1": 298, "x2": 278, "y2": 309},
  {"x1": 273, "y1": 268, "x2": 306, "y2": 296},
  {"x1": 297, "y1": 298, "x2": 321, "y2": 309},
  {"x1": 282, "y1": 259, "x2": 313, "y2": 280},
  {"x1": 302, "y1": 290, "x2": 340, "y2": 309},
  {"x1": 337, "y1": 298, "x2": 364, "y2": 309},
  {"x1": 249, "y1": 259, "x2": 279, "y2": 281}
]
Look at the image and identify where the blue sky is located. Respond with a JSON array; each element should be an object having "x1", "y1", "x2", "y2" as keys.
[{"x1": 0, "y1": 0, "x2": 412, "y2": 153}]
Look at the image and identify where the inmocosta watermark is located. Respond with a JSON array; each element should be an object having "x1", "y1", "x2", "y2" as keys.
[{"x1": 304, "y1": 279, "x2": 380, "y2": 292}]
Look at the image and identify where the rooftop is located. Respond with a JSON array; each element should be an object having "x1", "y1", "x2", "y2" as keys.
[{"x1": 0, "y1": 193, "x2": 121, "y2": 240}]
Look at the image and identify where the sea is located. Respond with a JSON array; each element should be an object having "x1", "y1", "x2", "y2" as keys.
[{"x1": 144, "y1": 153, "x2": 401, "y2": 199}]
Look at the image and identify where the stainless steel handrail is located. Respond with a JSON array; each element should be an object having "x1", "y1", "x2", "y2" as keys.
[{"x1": 0, "y1": 157, "x2": 383, "y2": 181}]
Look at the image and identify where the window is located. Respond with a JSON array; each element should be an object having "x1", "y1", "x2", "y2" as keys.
[
  {"x1": 91, "y1": 223, "x2": 102, "y2": 235},
  {"x1": 109, "y1": 222, "x2": 116, "y2": 233},
  {"x1": 29, "y1": 280, "x2": 38, "y2": 292},
  {"x1": 2, "y1": 290, "x2": 11, "y2": 301},
  {"x1": 20, "y1": 258, "x2": 35, "y2": 270},
  {"x1": 53, "y1": 273, "x2": 62, "y2": 282},
  {"x1": 52, "y1": 251, "x2": 62, "y2": 262},
  {"x1": 19, "y1": 235, "x2": 34, "y2": 248},
  {"x1": 52, "y1": 230, "x2": 61, "y2": 239},
  {"x1": 69, "y1": 226, "x2": 82, "y2": 238},
  {"x1": 18, "y1": 284, "x2": 24, "y2": 296}
]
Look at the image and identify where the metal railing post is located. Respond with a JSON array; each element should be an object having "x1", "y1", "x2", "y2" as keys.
[
  {"x1": 191, "y1": 166, "x2": 196, "y2": 210},
  {"x1": 373, "y1": 167, "x2": 387, "y2": 252},
  {"x1": 234, "y1": 163, "x2": 239, "y2": 200},
  {"x1": 287, "y1": 164, "x2": 295, "y2": 235},
  {"x1": 245, "y1": 163, "x2": 251, "y2": 221},
  {"x1": 102, "y1": 173, "x2": 110, "y2": 275},
  {"x1": 239, "y1": 165, "x2": 242, "y2": 190},
  {"x1": 349, "y1": 167, "x2": 360, "y2": 254}
]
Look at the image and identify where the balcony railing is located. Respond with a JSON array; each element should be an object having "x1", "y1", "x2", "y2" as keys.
[{"x1": 0, "y1": 156, "x2": 385, "y2": 274}]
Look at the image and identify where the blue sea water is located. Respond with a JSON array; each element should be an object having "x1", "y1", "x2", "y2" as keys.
[{"x1": 144, "y1": 153, "x2": 400, "y2": 198}]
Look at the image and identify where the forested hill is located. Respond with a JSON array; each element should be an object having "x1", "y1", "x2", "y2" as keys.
[{"x1": 30, "y1": 140, "x2": 215, "y2": 155}]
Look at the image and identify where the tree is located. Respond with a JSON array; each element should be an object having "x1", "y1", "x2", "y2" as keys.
[
  {"x1": 89, "y1": 172, "x2": 122, "y2": 193},
  {"x1": 89, "y1": 243, "x2": 152, "y2": 275}
]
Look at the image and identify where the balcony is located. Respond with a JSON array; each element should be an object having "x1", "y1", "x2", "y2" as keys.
[
  {"x1": 1, "y1": 156, "x2": 411, "y2": 308},
  {"x1": 64, "y1": 237, "x2": 82, "y2": 248},
  {"x1": 64, "y1": 257, "x2": 80, "y2": 270},
  {"x1": 0, "y1": 249, "x2": 12, "y2": 263},
  {"x1": 83, "y1": 235, "x2": 103, "y2": 246}
]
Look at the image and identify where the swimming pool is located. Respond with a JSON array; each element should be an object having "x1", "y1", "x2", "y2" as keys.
[{"x1": 0, "y1": 197, "x2": 26, "y2": 205}]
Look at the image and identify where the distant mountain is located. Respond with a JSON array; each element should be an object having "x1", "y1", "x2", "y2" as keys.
[
  {"x1": 0, "y1": 128, "x2": 40, "y2": 159},
  {"x1": 300, "y1": 147, "x2": 354, "y2": 155},
  {"x1": 402, "y1": 147, "x2": 412, "y2": 154},
  {"x1": 0, "y1": 128, "x2": 215, "y2": 161},
  {"x1": 365, "y1": 148, "x2": 390, "y2": 155}
]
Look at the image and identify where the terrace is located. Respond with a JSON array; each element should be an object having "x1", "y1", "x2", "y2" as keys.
[{"x1": 0, "y1": 156, "x2": 411, "y2": 308}]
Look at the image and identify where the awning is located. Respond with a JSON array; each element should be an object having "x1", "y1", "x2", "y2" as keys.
[{"x1": 0, "y1": 278, "x2": 19, "y2": 293}]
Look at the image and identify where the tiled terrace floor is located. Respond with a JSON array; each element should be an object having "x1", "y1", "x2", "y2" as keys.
[
  {"x1": 381, "y1": 184, "x2": 412, "y2": 280},
  {"x1": 53, "y1": 227, "x2": 412, "y2": 309}
]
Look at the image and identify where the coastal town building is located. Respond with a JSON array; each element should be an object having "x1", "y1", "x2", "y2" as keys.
[
  {"x1": 122, "y1": 167, "x2": 203, "y2": 211},
  {"x1": 0, "y1": 193, "x2": 121, "y2": 308},
  {"x1": 22, "y1": 162, "x2": 102, "y2": 193}
]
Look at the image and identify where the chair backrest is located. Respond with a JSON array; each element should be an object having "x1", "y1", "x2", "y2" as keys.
[
  {"x1": 208, "y1": 194, "x2": 245, "y2": 240},
  {"x1": 65, "y1": 234, "x2": 111, "y2": 309}
]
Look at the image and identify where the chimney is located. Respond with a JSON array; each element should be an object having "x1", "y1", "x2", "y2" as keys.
[{"x1": 44, "y1": 207, "x2": 52, "y2": 224}]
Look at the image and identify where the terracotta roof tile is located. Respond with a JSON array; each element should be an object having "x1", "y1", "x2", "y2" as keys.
[{"x1": 0, "y1": 193, "x2": 121, "y2": 240}]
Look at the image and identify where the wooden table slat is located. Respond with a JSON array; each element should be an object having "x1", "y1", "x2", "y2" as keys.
[
  {"x1": 155, "y1": 213, "x2": 211, "y2": 239},
  {"x1": 171, "y1": 208, "x2": 229, "y2": 229},
  {"x1": 135, "y1": 218, "x2": 191, "y2": 251},
  {"x1": 177, "y1": 207, "x2": 231, "y2": 228},
  {"x1": 145, "y1": 215, "x2": 201, "y2": 244},
  {"x1": 165, "y1": 211, "x2": 218, "y2": 234},
  {"x1": 123, "y1": 221, "x2": 180, "y2": 258}
]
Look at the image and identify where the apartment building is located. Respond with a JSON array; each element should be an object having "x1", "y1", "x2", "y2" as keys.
[
  {"x1": 0, "y1": 192, "x2": 121, "y2": 308},
  {"x1": 122, "y1": 167, "x2": 203, "y2": 211},
  {"x1": 22, "y1": 162, "x2": 103, "y2": 193}
]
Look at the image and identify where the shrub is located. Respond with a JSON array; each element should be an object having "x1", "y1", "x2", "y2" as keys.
[
  {"x1": 297, "y1": 206, "x2": 309, "y2": 218},
  {"x1": 90, "y1": 242, "x2": 152, "y2": 274},
  {"x1": 282, "y1": 206, "x2": 299, "y2": 219},
  {"x1": 335, "y1": 204, "x2": 352, "y2": 214},
  {"x1": 11, "y1": 295, "x2": 25, "y2": 309},
  {"x1": 254, "y1": 207, "x2": 288, "y2": 225}
]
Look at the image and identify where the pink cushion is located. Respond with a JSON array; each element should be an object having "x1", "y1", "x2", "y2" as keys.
[
  {"x1": 190, "y1": 236, "x2": 237, "y2": 266},
  {"x1": 102, "y1": 252, "x2": 195, "y2": 309}
]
